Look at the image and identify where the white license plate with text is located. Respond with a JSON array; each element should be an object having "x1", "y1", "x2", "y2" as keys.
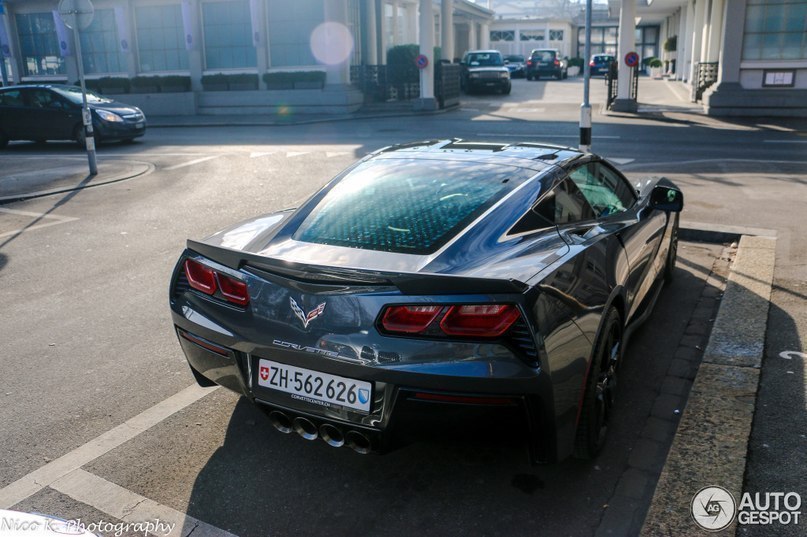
[{"x1": 257, "y1": 358, "x2": 372, "y2": 413}]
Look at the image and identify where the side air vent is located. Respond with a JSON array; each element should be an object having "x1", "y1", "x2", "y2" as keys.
[{"x1": 507, "y1": 317, "x2": 539, "y2": 364}]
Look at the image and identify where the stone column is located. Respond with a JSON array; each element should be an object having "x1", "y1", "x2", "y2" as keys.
[
  {"x1": 705, "y1": 0, "x2": 724, "y2": 63},
  {"x1": 252, "y1": 0, "x2": 268, "y2": 89},
  {"x1": 2, "y1": 9, "x2": 21, "y2": 83},
  {"x1": 365, "y1": 0, "x2": 378, "y2": 64},
  {"x1": 689, "y1": 0, "x2": 706, "y2": 88},
  {"x1": 677, "y1": 5, "x2": 689, "y2": 81},
  {"x1": 185, "y1": 0, "x2": 204, "y2": 92},
  {"x1": 379, "y1": 1, "x2": 388, "y2": 63},
  {"x1": 391, "y1": 1, "x2": 399, "y2": 45},
  {"x1": 613, "y1": 0, "x2": 637, "y2": 112},
  {"x1": 468, "y1": 21, "x2": 477, "y2": 50},
  {"x1": 416, "y1": 0, "x2": 436, "y2": 110},
  {"x1": 480, "y1": 22, "x2": 489, "y2": 49},
  {"x1": 715, "y1": 0, "x2": 745, "y2": 84},
  {"x1": 324, "y1": 0, "x2": 350, "y2": 86},
  {"x1": 441, "y1": 0, "x2": 453, "y2": 62}
]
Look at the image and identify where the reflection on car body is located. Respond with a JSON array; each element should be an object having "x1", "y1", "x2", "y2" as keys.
[{"x1": 169, "y1": 139, "x2": 683, "y2": 463}]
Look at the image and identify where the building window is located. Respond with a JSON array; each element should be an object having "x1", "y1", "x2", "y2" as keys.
[
  {"x1": 135, "y1": 4, "x2": 189, "y2": 72},
  {"x1": 80, "y1": 9, "x2": 126, "y2": 74},
  {"x1": 202, "y1": 0, "x2": 256, "y2": 69},
  {"x1": 268, "y1": 0, "x2": 322, "y2": 67},
  {"x1": 743, "y1": 0, "x2": 807, "y2": 60},
  {"x1": 490, "y1": 30, "x2": 515, "y2": 42},
  {"x1": 520, "y1": 31, "x2": 544, "y2": 42},
  {"x1": 16, "y1": 13, "x2": 66, "y2": 76},
  {"x1": 549, "y1": 29, "x2": 564, "y2": 41}
]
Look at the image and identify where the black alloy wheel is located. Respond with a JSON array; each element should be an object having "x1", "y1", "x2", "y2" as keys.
[{"x1": 574, "y1": 307, "x2": 622, "y2": 459}]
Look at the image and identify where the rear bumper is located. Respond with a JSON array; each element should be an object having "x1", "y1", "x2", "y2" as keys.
[
  {"x1": 171, "y1": 310, "x2": 559, "y2": 462},
  {"x1": 467, "y1": 78, "x2": 511, "y2": 91}
]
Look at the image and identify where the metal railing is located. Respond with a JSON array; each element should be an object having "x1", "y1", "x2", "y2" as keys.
[
  {"x1": 693, "y1": 62, "x2": 718, "y2": 102},
  {"x1": 350, "y1": 63, "x2": 460, "y2": 108}
]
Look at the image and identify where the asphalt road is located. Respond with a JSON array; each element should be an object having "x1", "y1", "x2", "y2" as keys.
[{"x1": 1, "y1": 77, "x2": 805, "y2": 536}]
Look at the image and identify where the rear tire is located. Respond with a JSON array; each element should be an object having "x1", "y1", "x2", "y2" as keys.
[{"x1": 574, "y1": 307, "x2": 622, "y2": 460}]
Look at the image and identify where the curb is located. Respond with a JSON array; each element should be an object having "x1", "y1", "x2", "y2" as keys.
[
  {"x1": 640, "y1": 235, "x2": 776, "y2": 536},
  {"x1": 0, "y1": 161, "x2": 155, "y2": 204},
  {"x1": 679, "y1": 223, "x2": 777, "y2": 245}
]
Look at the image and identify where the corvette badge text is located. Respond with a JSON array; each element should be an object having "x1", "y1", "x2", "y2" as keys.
[{"x1": 691, "y1": 485, "x2": 802, "y2": 531}]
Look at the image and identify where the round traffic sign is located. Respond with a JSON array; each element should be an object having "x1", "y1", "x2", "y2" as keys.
[
  {"x1": 415, "y1": 54, "x2": 429, "y2": 70},
  {"x1": 624, "y1": 51, "x2": 640, "y2": 68},
  {"x1": 58, "y1": 0, "x2": 94, "y2": 30}
]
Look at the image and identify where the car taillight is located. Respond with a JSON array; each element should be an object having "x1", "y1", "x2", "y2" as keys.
[
  {"x1": 380, "y1": 304, "x2": 520, "y2": 338},
  {"x1": 381, "y1": 305, "x2": 441, "y2": 333},
  {"x1": 440, "y1": 305, "x2": 520, "y2": 337},
  {"x1": 184, "y1": 259, "x2": 217, "y2": 295},
  {"x1": 527, "y1": 60, "x2": 533, "y2": 66},
  {"x1": 589, "y1": 61, "x2": 596, "y2": 66},
  {"x1": 554, "y1": 59, "x2": 560, "y2": 66},
  {"x1": 183, "y1": 258, "x2": 249, "y2": 307},
  {"x1": 217, "y1": 272, "x2": 249, "y2": 307}
]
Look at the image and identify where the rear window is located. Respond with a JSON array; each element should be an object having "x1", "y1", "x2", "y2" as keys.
[
  {"x1": 294, "y1": 158, "x2": 533, "y2": 254},
  {"x1": 465, "y1": 52, "x2": 504, "y2": 66},
  {"x1": 532, "y1": 51, "x2": 556, "y2": 61}
]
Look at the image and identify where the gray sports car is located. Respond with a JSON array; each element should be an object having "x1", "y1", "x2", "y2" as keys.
[{"x1": 169, "y1": 140, "x2": 683, "y2": 463}]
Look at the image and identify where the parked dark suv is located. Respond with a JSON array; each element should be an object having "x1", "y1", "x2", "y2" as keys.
[
  {"x1": 589, "y1": 54, "x2": 616, "y2": 76},
  {"x1": 526, "y1": 49, "x2": 568, "y2": 80},
  {"x1": 460, "y1": 50, "x2": 512, "y2": 94}
]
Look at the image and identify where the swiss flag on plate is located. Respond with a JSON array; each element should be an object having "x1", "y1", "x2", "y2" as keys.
[{"x1": 260, "y1": 365, "x2": 270, "y2": 381}]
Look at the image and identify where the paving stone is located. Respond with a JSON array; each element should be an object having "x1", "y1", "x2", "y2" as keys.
[
  {"x1": 684, "y1": 321, "x2": 711, "y2": 336},
  {"x1": 651, "y1": 393, "x2": 684, "y2": 420},
  {"x1": 679, "y1": 335, "x2": 704, "y2": 349},
  {"x1": 673, "y1": 346, "x2": 701, "y2": 362},
  {"x1": 668, "y1": 358, "x2": 698, "y2": 379},
  {"x1": 613, "y1": 468, "x2": 652, "y2": 500},
  {"x1": 628, "y1": 438, "x2": 665, "y2": 473},
  {"x1": 660, "y1": 376, "x2": 693, "y2": 397},
  {"x1": 595, "y1": 499, "x2": 641, "y2": 537},
  {"x1": 689, "y1": 304, "x2": 715, "y2": 320},
  {"x1": 640, "y1": 416, "x2": 678, "y2": 443}
]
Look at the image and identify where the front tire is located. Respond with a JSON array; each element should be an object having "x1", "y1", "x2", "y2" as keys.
[
  {"x1": 574, "y1": 307, "x2": 622, "y2": 459},
  {"x1": 664, "y1": 216, "x2": 679, "y2": 283}
]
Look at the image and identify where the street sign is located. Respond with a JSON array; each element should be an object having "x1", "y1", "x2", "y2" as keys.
[
  {"x1": 58, "y1": 0, "x2": 94, "y2": 31},
  {"x1": 624, "y1": 51, "x2": 640, "y2": 68},
  {"x1": 415, "y1": 54, "x2": 429, "y2": 70}
]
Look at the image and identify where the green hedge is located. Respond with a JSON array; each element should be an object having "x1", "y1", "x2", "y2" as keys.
[
  {"x1": 202, "y1": 73, "x2": 259, "y2": 90},
  {"x1": 262, "y1": 71, "x2": 325, "y2": 87},
  {"x1": 568, "y1": 57, "x2": 584, "y2": 68}
]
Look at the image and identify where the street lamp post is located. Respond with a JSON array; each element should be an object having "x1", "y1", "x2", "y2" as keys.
[
  {"x1": 579, "y1": 0, "x2": 593, "y2": 152},
  {"x1": 58, "y1": 0, "x2": 97, "y2": 176}
]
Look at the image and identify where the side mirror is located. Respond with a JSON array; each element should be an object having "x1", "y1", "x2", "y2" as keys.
[
  {"x1": 649, "y1": 185, "x2": 684, "y2": 212},
  {"x1": 504, "y1": 60, "x2": 510, "y2": 65}
]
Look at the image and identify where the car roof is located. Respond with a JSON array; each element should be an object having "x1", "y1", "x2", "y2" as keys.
[
  {"x1": 0, "y1": 84, "x2": 74, "y2": 91},
  {"x1": 373, "y1": 139, "x2": 586, "y2": 171},
  {"x1": 465, "y1": 50, "x2": 502, "y2": 55}
]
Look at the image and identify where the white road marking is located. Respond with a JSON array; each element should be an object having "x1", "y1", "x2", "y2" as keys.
[
  {"x1": 51, "y1": 469, "x2": 235, "y2": 537},
  {"x1": 325, "y1": 152, "x2": 351, "y2": 158},
  {"x1": 779, "y1": 351, "x2": 806, "y2": 360},
  {"x1": 762, "y1": 140, "x2": 807, "y2": 144},
  {"x1": 0, "y1": 384, "x2": 216, "y2": 509},
  {"x1": 285, "y1": 151, "x2": 309, "y2": 158},
  {"x1": 0, "y1": 208, "x2": 79, "y2": 239},
  {"x1": 164, "y1": 156, "x2": 221, "y2": 170},
  {"x1": 249, "y1": 151, "x2": 276, "y2": 158},
  {"x1": 608, "y1": 158, "x2": 636, "y2": 165},
  {"x1": 476, "y1": 133, "x2": 621, "y2": 139}
]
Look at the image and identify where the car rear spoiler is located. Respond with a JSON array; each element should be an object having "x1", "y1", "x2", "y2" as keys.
[{"x1": 186, "y1": 239, "x2": 529, "y2": 295}]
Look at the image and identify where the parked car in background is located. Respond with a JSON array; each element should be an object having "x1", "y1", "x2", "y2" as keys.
[
  {"x1": 503, "y1": 54, "x2": 526, "y2": 78},
  {"x1": 589, "y1": 54, "x2": 616, "y2": 76},
  {"x1": 526, "y1": 49, "x2": 568, "y2": 80},
  {"x1": 460, "y1": 50, "x2": 512, "y2": 94},
  {"x1": 0, "y1": 84, "x2": 146, "y2": 148}
]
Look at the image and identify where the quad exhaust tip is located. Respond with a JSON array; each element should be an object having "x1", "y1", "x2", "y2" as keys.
[
  {"x1": 345, "y1": 430, "x2": 372, "y2": 454},
  {"x1": 292, "y1": 417, "x2": 319, "y2": 440},
  {"x1": 319, "y1": 424, "x2": 345, "y2": 448},
  {"x1": 267, "y1": 411, "x2": 292, "y2": 434}
]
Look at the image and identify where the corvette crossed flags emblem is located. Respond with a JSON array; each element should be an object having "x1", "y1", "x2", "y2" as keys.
[{"x1": 289, "y1": 297, "x2": 326, "y2": 329}]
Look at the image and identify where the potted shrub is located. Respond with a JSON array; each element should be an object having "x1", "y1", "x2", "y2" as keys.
[
  {"x1": 98, "y1": 77, "x2": 130, "y2": 94},
  {"x1": 131, "y1": 76, "x2": 161, "y2": 93},
  {"x1": 202, "y1": 73, "x2": 229, "y2": 91},
  {"x1": 227, "y1": 73, "x2": 259, "y2": 90},
  {"x1": 292, "y1": 71, "x2": 325, "y2": 89},
  {"x1": 159, "y1": 75, "x2": 191, "y2": 92},
  {"x1": 647, "y1": 57, "x2": 664, "y2": 79},
  {"x1": 567, "y1": 57, "x2": 583, "y2": 77},
  {"x1": 263, "y1": 72, "x2": 294, "y2": 90}
]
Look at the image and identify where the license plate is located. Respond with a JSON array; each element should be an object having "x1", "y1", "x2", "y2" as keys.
[
  {"x1": 257, "y1": 358, "x2": 372, "y2": 413},
  {"x1": 136, "y1": 121, "x2": 145, "y2": 128}
]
